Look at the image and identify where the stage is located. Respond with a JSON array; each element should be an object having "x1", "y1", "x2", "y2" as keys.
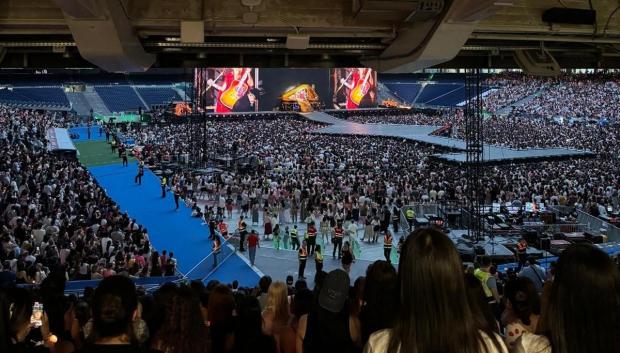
[{"x1": 301, "y1": 111, "x2": 596, "y2": 165}]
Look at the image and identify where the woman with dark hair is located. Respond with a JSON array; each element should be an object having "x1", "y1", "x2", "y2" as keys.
[
  {"x1": 297, "y1": 269, "x2": 361, "y2": 353},
  {"x1": 149, "y1": 252, "x2": 162, "y2": 277},
  {"x1": 150, "y1": 285, "x2": 208, "y2": 353},
  {"x1": 234, "y1": 295, "x2": 276, "y2": 353},
  {"x1": 1, "y1": 288, "x2": 34, "y2": 352},
  {"x1": 514, "y1": 244, "x2": 620, "y2": 353},
  {"x1": 360, "y1": 261, "x2": 397, "y2": 345},
  {"x1": 364, "y1": 229, "x2": 507, "y2": 353},
  {"x1": 341, "y1": 241, "x2": 354, "y2": 273},
  {"x1": 501, "y1": 277, "x2": 540, "y2": 348},
  {"x1": 207, "y1": 285, "x2": 236, "y2": 353},
  {"x1": 463, "y1": 273, "x2": 499, "y2": 335}
]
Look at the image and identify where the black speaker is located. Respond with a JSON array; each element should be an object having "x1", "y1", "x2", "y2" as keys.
[{"x1": 542, "y1": 8, "x2": 596, "y2": 25}]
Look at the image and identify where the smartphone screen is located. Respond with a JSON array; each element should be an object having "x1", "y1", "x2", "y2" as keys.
[{"x1": 30, "y1": 302, "x2": 43, "y2": 328}]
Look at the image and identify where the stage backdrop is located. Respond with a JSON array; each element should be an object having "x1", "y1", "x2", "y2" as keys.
[{"x1": 194, "y1": 68, "x2": 377, "y2": 113}]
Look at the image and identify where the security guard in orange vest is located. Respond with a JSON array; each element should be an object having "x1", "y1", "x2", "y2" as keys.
[
  {"x1": 307, "y1": 224, "x2": 317, "y2": 255},
  {"x1": 384, "y1": 231, "x2": 393, "y2": 263},
  {"x1": 298, "y1": 239, "x2": 308, "y2": 279},
  {"x1": 332, "y1": 225, "x2": 344, "y2": 259}
]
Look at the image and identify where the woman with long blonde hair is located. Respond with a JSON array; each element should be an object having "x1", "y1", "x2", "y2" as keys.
[{"x1": 263, "y1": 281, "x2": 296, "y2": 353}]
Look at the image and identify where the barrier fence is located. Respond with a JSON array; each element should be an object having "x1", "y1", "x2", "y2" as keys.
[
  {"x1": 183, "y1": 233, "x2": 237, "y2": 281},
  {"x1": 576, "y1": 209, "x2": 620, "y2": 242}
]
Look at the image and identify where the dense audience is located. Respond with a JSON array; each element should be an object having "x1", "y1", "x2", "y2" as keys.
[
  {"x1": 482, "y1": 72, "x2": 551, "y2": 114},
  {"x1": 517, "y1": 73, "x2": 620, "y2": 121},
  {"x1": 121, "y1": 111, "x2": 620, "y2": 233},
  {"x1": 0, "y1": 107, "x2": 176, "y2": 285},
  {"x1": 1, "y1": 72, "x2": 620, "y2": 353},
  {"x1": 1, "y1": 229, "x2": 617, "y2": 353}
]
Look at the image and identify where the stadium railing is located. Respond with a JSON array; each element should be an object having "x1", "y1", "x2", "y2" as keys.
[
  {"x1": 17, "y1": 275, "x2": 183, "y2": 296},
  {"x1": 182, "y1": 232, "x2": 237, "y2": 281},
  {"x1": 576, "y1": 209, "x2": 620, "y2": 242}
]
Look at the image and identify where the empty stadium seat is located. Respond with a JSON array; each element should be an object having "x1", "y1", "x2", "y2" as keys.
[
  {"x1": 136, "y1": 87, "x2": 180, "y2": 108},
  {"x1": 95, "y1": 85, "x2": 147, "y2": 113}
]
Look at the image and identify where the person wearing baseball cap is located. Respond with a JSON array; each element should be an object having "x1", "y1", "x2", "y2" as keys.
[{"x1": 296, "y1": 269, "x2": 361, "y2": 352}]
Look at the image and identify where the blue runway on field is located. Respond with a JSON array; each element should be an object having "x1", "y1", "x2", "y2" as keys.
[
  {"x1": 69, "y1": 126, "x2": 106, "y2": 142},
  {"x1": 88, "y1": 163, "x2": 260, "y2": 286}
]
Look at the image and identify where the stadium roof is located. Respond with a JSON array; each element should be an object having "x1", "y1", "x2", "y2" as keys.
[{"x1": 0, "y1": 0, "x2": 619, "y2": 71}]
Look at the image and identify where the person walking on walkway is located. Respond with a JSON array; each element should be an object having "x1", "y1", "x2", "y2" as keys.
[
  {"x1": 135, "y1": 160, "x2": 144, "y2": 185},
  {"x1": 298, "y1": 240, "x2": 308, "y2": 279},
  {"x1": 307, "y1": 223, "x2": 317, "y2": 255},
  {"x1": 121, "y1": 147, "x2": 128, "y2": 166},
  {"x1": 247, "y1": 230, "x2": 259, "y2": 266},
  {"x1": 273, "y1": 224, "x2": 281, "y2": 251},
  {"x1": 161, "y1": 175, "x2": 168, "y2": 198},
  {"x1": 283, "y1": 226, "x2": 290, "y2": 250},
  {"x1": 173, "y1": 184, "x2": 181, "y2": 210},
  {"x1": 238, "y1": 216, "x2": 248, "y2": 252},
  {"x1": 333, "y1": 224, "x2": 344, "y2": 259}
]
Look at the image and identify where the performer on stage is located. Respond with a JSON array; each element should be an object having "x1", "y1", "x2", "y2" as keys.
[{"x1": 207, "y1": 68, "x2": 255, "y2": 113}]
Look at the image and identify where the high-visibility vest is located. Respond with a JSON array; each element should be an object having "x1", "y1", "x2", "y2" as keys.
[
  {"x1": 474, "y1": 268, "x2": 493, "y2": 298},
  {"x1": 406, "y1": 209, "x2": 415, "y2": 219},
  {"x1": 334, "y1": 228, "x2": 343, "y2": 238},
  {"x1": 308, "y1": 227, "x2": 316, "y2": 238},
  {"x1": 161, "y1": 177, "x2": 167, "y2": 186},
  {"x1": 291, "y1": 229, "x2": 298, "y2": 238},
  {"x1": 384, "y1": 234, "x2": 393, "y2": 249},
  {"x1": 315, "y1": 251, "x2": 323, "y2": 263},
  {"x1": 299, "y1": 247, "x2": 307, "y2": 260},
  {"x1": 219, "y1": 223, "x2": 228, "y2": 234},
  {"x1": 238, "y1": 221, "x2": 246, "y2": 231}
]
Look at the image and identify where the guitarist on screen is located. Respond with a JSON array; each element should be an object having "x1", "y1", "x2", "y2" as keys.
[
  {"x1": 207, "y1": 68, "x2": 254, "y2": 113},
  {"x1": 340, "y1": 68, "x2": 374, "y2": 109}
]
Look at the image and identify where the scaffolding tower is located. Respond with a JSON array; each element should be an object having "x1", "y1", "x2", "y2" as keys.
[{"x1": 464, "y1": 69, "x2": 485, "y2": 242}]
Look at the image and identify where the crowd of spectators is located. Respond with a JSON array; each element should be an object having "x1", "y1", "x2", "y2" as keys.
[
  {"x1": 517, "y1": 73, "x2": 620, "y2": 121},
  {"x1": 121, "y1": 110, "x2": 619, "y2": 235},
  {"x1": 481, "y1": 72, "x2": 552, "y2": 114},
  {"x1": 0, "y1": 106, "x2": 176, "y2": 286},
  {"x1": 339, "y1": 110, "x2": 454, "y2": 126},
  {"x1": 1, "y1": 228, "x2": 618, "y2": 353}
]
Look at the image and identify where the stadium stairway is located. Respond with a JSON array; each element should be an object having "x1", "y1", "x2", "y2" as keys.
[
  {"x1": 132, "y1": 86, "x2": 150, "y2": 110},
  {"x1": 377, "y1": 82, "x2": 404, "y2": 105},
  {"x1": 173, "y1": 86, "x2": 187, "y2": 101},
  {"x1": 495, "y1": 89, "x2": 546, "y2": 116},
  {"x1": 65, "y1": 92, "x2": 93, "y2": 117},
  {"x1": 83, "y1": 86, "x2": 111, "y2": 115}
]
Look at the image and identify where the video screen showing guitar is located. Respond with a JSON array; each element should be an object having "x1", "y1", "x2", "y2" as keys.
[
  {"x1": 331, "y1": 68, "x2": 377, "y2": 109},
  {"x1": 194, "y1": 68, "x2": 259, "y2": 113}
]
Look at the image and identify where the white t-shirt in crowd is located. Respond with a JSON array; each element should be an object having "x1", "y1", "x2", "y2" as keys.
[
  {"x1": 512, "y1": 332, "x2": 551, "y2": 353},
  {"x1": 364, "y1": 329, "x2": 509, "y2": 353}
]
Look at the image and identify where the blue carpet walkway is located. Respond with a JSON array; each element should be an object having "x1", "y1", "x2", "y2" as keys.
[{"x1": 88, "y1": 162, "x2": 260, "y2": 287}]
